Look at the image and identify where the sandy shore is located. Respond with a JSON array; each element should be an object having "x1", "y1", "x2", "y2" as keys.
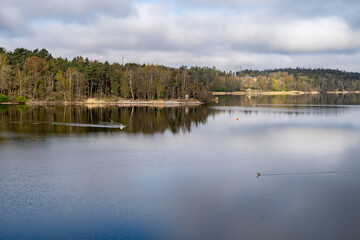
[
  {"x1": 0, "y1": 102, "x2": 25, "y2": 105},
  {"x1": 213, "y1": 91, "x2": 360, "y2": 96},
  {"x1": 25, "y1": 98, "x2": 204, "y2": 107}
]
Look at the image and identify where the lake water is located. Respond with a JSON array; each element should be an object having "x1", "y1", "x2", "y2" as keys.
[{"x1": 1, "y1": 94, "x2": 360, "y2": 240}]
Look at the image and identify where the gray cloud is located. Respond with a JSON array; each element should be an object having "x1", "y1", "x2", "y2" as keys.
[
  {"x1": 172, "y1": 0, "x2": 360, "y2": 29},
  {"x1": 0, "y1": 0, "x2": 134, "y2": 34},
  {"x1": 1, "y1": 0, "x2": 134, "y2": 18},
  {"x1": 1, "y1": 0, "x2": 360, "y2": 71}
]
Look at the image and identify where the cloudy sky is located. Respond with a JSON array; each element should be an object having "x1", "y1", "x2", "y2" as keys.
[{"x1": 1, "y1": 0, "x2": 360, "y2": 71}]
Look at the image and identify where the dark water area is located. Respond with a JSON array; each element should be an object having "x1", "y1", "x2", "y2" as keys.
[
  {"x1": 0, "y1": 105, "x2": 212, "y2": 137},
  {"x1": 1, "y1": 94, "x2": 360, "y2": 239}
]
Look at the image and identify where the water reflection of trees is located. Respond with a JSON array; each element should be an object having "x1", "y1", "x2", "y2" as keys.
[
  {"x1": 217, "y1": 94, "x2": 360, "y2": 106},
  {"x1": 0, "y1": 105, "x2": 213, "y2": 136},
  {"x1": 213, "y1": 108, "x2": 345, "y2": 117}
]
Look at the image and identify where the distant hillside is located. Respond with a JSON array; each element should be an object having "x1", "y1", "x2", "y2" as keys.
[{"x1": 211, "y1": 68, "x2": 360, "y2": 92}]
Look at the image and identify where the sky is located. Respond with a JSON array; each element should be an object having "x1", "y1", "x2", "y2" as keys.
[{"x1": 1, "y1": 0, "x2": 360, "y2": 72}]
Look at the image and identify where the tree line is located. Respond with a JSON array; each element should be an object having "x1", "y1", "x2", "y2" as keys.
[
  {"x1": 0, "y1": 47, "x2": 214, "y2": 102},
  {"x1": 1, "y1": 47, "x2": 360, "y2": 103}
]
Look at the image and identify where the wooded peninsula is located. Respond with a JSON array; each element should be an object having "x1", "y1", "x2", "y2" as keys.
[{"x1": 1, "y1": 47, "x2": 360, "y2": 104}]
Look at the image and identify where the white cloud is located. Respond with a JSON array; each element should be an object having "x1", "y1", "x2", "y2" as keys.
[
  {"x1": 271, "y1": 17, "x2": 360, "y2": 53},
  {"x1": 1, "y1": 0, "x2": 360, "y2": 71}
]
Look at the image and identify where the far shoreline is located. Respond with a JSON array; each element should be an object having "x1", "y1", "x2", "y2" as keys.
[
  {"x1": 213, "y1": 90, "x2": 360, "y2": 96},
  {"x1": 23, "y1": 98, "x2": 204, "y2": 107},
  {"x1": 3, "y1": 91, "x2": 360, "y2": 106}
]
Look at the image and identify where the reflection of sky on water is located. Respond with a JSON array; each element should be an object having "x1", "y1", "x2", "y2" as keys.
[
  {"x1": 1, "y1": 102, "x2": 360, "y2": 239},
  {"x1": 208, "y1": 105, "x2": 360, "y2": 157}
]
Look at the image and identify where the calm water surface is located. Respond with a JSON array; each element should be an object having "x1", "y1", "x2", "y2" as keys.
[{"x1": 1, "y1": 94, "x2": 360, "y2": 240}]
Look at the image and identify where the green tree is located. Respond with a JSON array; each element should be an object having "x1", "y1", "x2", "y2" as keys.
[
  {"x1": 26, "y1": 56, "x2": 47, "y2": 99},
  {"x1": 55, "y1": 71, "x2": 70, "y2": 100}
]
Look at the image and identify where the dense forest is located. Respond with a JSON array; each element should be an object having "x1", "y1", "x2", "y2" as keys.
[
  {"x1": 1, "y1": 47, "x2": 360, "y2": 103},
  {"x1": 0, "y1": 47, "x2": 213, "y2": 102}
]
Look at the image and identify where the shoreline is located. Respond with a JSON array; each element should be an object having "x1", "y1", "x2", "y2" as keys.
[
  {"x1": 0, "y1": 102, "x2": 26, "y2": 105},
  {"x1": 213, "y1": 90, "x2": 360, "y2": 96},
  {"x1": 24, "y1": 98, "x2": 204, "y2": 107}
]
